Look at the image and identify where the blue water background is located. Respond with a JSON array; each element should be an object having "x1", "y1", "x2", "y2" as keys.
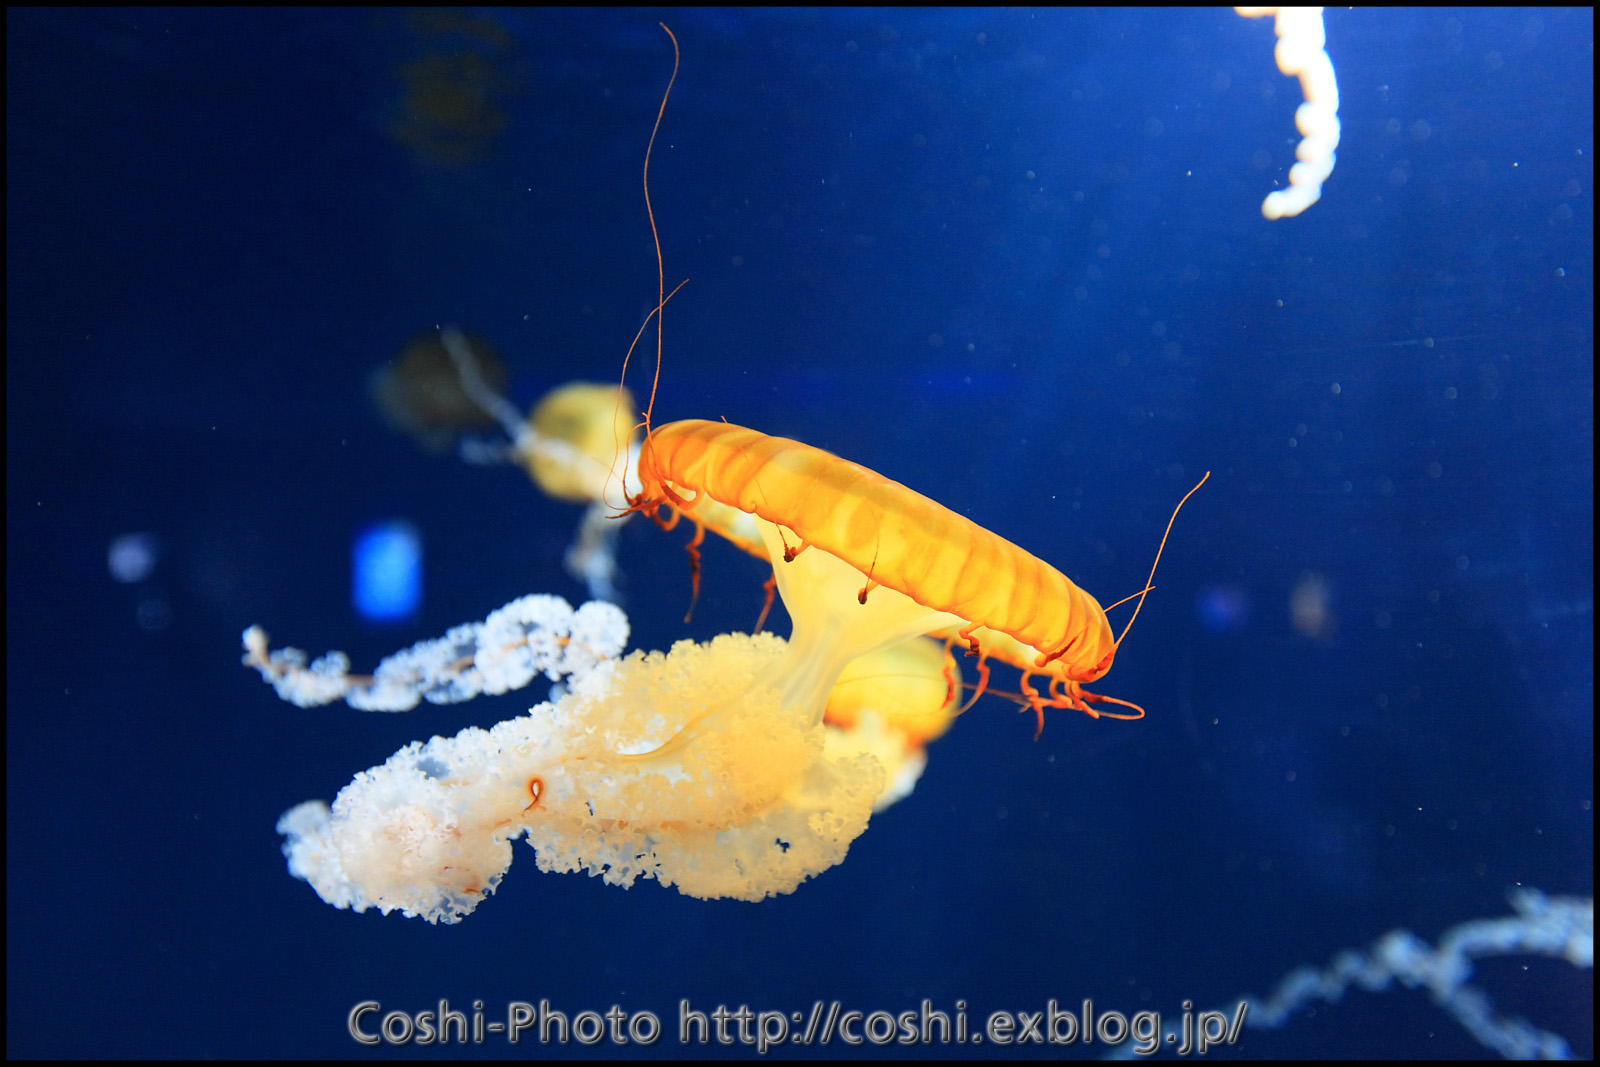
[{"x1": 7, "y1": 7, "x2": 1592, "y2": 1057}]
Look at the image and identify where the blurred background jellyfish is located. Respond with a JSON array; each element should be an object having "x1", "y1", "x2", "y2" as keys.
[
  {"x1": 369, "y1": 327, "x2": 508, "y2": 453},
  {"x1": 388, "y1": 9, "x2": 518, "y2": 167},
  {"x1": 1289, "y1": 569, "x2": 1336, "y2": 641}
]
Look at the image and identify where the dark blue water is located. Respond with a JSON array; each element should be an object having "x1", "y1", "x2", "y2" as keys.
[{"x1": 8, "y1": 8, "x2": 1591, "y2": 1058}]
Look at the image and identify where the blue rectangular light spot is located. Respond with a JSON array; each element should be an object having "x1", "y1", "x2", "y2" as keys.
[{"x1": 352, "y1": 520, "x2": 422, "y2": 622}]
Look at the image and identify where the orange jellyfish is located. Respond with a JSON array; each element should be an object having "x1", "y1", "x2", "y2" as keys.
[
  {"x1": 255, "y1": 25, "x2": 1211, "y2": 920},
  {"x1": 629, "y1": 420, "x2": 1207, "y2": 735}
]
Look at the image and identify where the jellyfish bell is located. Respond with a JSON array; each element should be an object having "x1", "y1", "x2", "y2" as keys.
[{"x1": 631, "y1": 419, "x2": 1174, "y2": 733}]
